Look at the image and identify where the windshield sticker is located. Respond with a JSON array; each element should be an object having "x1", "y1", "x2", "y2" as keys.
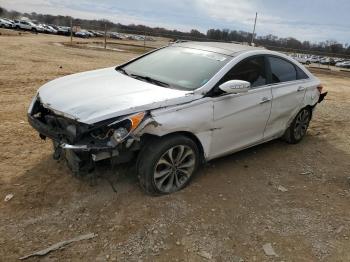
[{"x1": 182, "y1": 49, "x2": 227, "y2": 62}]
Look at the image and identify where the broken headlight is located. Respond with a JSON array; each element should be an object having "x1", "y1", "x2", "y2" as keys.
[{"x1": 90, "y1": 112, "x2": 145, "y2": 144}]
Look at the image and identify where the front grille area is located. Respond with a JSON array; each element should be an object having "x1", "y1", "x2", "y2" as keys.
[{"x1": 29, "y1": 98, "x2": 79, "y2": 143}]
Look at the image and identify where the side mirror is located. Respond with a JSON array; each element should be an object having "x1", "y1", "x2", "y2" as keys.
[{"x1": 219, "y1": 80, "x2": 251, "y2": 94}]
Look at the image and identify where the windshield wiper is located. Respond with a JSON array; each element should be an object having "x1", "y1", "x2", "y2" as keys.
[{"x1": 130, "y1": 74, "x2": 170, "y2": 87}]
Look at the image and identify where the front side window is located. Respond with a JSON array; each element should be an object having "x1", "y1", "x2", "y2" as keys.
[
  {"x1": 217, "y1": 56, "x2": 267, "y2": 88},
  {"x1": 268, "y1": 56, "x2": 297, "y2": 83},
  {"x1": 121, "y1": 46, "x2": 230, "y2": 91}
]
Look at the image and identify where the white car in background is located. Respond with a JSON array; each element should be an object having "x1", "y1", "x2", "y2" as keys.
[
  {"x1": 28, "y1": 42, "x2": 327, "y2": 195},
  {"x1": 14, "y1": 20, "x2": 43, "y2": 32},
  {"x1": 42, "y1": 24, "x2": 58, "y2": 34},
  {"x1": 336, "y1": 61, "x2": 350, "y2": 68},
  {"x1": 0, "y1": 18, "x2": 14, "y2": 28},
  {"x1": 291, "y1": 55, "x2": 311, "y2": 65},
  {"x1": 309, "y1": 56, "x2": 321, "y2": 63}
]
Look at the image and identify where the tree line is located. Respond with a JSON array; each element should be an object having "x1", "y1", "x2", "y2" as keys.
[{"x1": 1, "y1": 6, "x2": 349, "y2": 56}]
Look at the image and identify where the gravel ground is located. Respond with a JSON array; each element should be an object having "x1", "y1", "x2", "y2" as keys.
[{"x1": 0, "y1": 31, "x2": 350, "y2": 261}]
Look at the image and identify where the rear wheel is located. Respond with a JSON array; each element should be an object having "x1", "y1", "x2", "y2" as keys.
[
  {"x1": 137, "y1": 135, "x2": 200, "y2": 195},
  {"x1": 284, "y1": 108, "x2": 311, "y2": 144}
]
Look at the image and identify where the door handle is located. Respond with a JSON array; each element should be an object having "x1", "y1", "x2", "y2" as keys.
[
  {"x1": 260, "y1": 97, "x2": 271, "y2": 104},
  {"x1": 297, "y1": 86, "x2": 306, "y2": 92}
]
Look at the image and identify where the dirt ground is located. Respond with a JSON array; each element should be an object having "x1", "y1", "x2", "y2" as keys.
[{"x1": 0, "y1": 31, "x2": 350, "y2": 262}]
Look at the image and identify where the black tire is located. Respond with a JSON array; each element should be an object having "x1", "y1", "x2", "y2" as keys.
[
  {"x1": 137, "y1": 135, "x2": 200, "y2": 196},
  {"x1": 283, "y1": 107, "x2": 312, "y2": 144}
]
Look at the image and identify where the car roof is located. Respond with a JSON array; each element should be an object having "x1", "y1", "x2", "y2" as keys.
[{"x1": 172, "y1": 41, "x2": 264, "y2": 56}]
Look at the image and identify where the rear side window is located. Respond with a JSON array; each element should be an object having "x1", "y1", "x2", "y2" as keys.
[
  {"x1": 296, "y1": 66, "x2": 309, "y2": 80},
  {"x1": 268, "y1": 56, "x2": 297, "y2": 83}
]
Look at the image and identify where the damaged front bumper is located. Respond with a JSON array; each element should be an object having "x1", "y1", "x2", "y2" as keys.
[
  {"x1": 27, "y1": 99, "x2": 143, "y2": 175},
  {"x1": 51, "y1": 141, "x2": 126, "y2": 174},
  {"x1": 58, "y1": 142, "x2": 121, "y2": 161},
  {"x1": 29, "y1": 112, "x2": 139, "y2": 174}
]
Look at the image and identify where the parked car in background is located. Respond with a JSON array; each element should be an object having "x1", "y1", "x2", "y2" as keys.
[
  {"x1": 110, "y1": 32, "x2": 123, "y2": 39},
  {"x1": 126, "y1": 34, "x2": 145, "y2": 41},
  {"x1": 0, "y1": 18, "x2": 14, "y2": 28},
  {"x1": 334, "y1": 58, "x2": 344, "y2": 63},
  {"x1": 42, "y1": 24, "x2": 58, "y2": 34},
  {"x1": 320, "y1": 58, "x2": 336, "y2": 66},
  {"x1": 31, "y1": 21, "x2": 45, "y2": 32},
  {"x1": 2, "y1": 18, "x2": 15, "y2": 25},
  {"x1": 88, "y1": 30, "x2": 98, "y2": 37},
  {"x1": 57, "y1": 26, "x2": 71, "y2": 36},
  {"x1": 85, "y1": 30, "x2": 95, "y2": 37},
  {"x1": 74, "y1": 30, "x2": 90, "y2": 38},
  {"x1": 291, "y1": 55, "x2": 311, "y2": 65},
  {"x1": 28, "y1": 42, "x2": 327, "y2": 195},
  {"x1": 336, "y1": 61, "x2": 350, "y2": 68},
  {"x1": 94, "y1": 31, "x2": 104, "y2": 37},
  {"x1": 49, "y1": 24, "x2": 59, "y2": 31},
  {"x1": 309, "y1": 56, "x2": 321, "y2": 63},
  {"x1": 76, "y1": 30, "x2": 94, "y2": 37},
  {"x1": 14, "y1": 20, "x2": 43, "y2": 32}
]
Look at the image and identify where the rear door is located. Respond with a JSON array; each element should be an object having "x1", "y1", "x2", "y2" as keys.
[
  {"x1": 209, "y1": 55, "x2": 273, "y2": 159},
  {"x1": 264, "y1": 56, "x2": 310, "y2": 139}
]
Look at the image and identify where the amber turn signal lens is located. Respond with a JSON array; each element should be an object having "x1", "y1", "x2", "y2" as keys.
[{"x1": 130, "y1": 112, "x2": 145, "y2": 131}]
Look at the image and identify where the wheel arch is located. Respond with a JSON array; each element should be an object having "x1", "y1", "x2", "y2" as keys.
[
  {"x1": 140, "y1": 131, "x2": 207, "y2": 163},
  {"x1": 285, "y1": 104, "x2": 314, "y2": 130},
  {"x1": 301, "y1": 104, "x2": 314, "y2": 120},
  {"x1": 283, "y1": 105, "x2": 313, "y2": 144}
]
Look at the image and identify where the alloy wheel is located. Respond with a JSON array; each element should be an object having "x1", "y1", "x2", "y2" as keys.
[
  {"x1": 294, "y1": 109, "x2": 310, "y2": 140},
  {"x1": 153, "y1": 145, "x2": 196, "y2": 193}
]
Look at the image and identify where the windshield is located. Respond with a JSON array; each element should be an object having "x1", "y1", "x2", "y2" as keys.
[{"x1": 120, "y1": 46, "x2": 230, "y2": 90}]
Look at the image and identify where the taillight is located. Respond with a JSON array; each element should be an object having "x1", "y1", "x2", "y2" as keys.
[{"x1": 317, "y1": 85, "x2": 323, "y2": 93}]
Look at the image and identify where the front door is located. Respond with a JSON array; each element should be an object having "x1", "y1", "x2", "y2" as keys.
[{"x1": 209, "y1": 55, "x2": 272, "y2": 159}]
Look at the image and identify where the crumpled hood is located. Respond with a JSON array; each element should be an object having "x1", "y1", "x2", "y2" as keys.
[{"x1": 38, "y1": 67, "x2": 197, "y2": 124}]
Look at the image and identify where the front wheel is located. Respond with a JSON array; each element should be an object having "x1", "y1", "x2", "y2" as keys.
[
  {"x1": 137, "y1": 135, "x2": 200, "y2": 195},
  {"x1": 283, "y1": 108, "x2": 312, "y2": 144}
]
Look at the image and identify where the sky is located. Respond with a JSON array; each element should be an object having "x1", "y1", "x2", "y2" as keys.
[{"x1": 1, "y1": 0, "x2": 350, "y2": 43}]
